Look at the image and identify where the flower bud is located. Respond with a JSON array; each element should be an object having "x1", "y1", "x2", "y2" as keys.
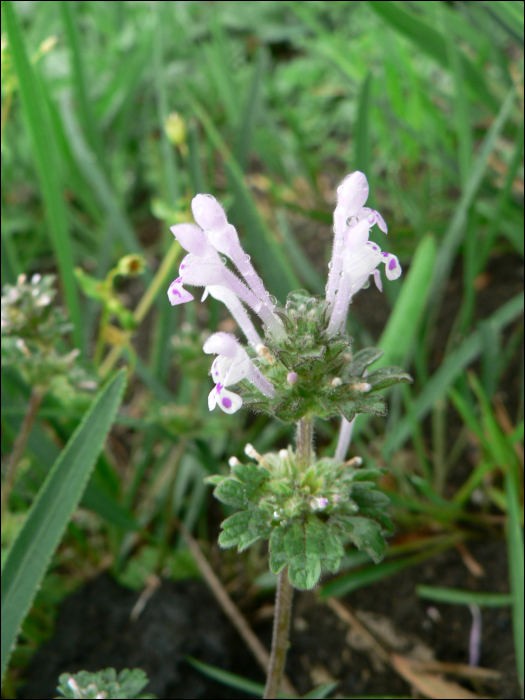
[{"x1": 192, "y1": 194, "x2": 228, "y2": 231}]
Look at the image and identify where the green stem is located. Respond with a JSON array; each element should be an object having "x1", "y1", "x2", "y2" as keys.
[
  {"x1": 263, "y1": 566, "x2": 294, "y2": 699},
  {"x1": 263, "y1": 416, "x2": 314, "y2": 698},
  {"x1": 296, "y1": 415, "x2": 314, "y2": 469},
  {"x1": 1, "y1": 386, "x2": 44, "y2": 520}
]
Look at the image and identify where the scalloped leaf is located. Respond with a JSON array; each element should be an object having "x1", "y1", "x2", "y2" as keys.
[
  {"x1": 342, "y1": 516, "x2": 387, "y2": 563},
  {"x1": 366, "y1": 366, "x2": 413, "y2": 391},
  {"x1": 269, "y1": 516, "x2": 345, "y2": 590},
  {"x1": 218, "y1": 508, "x2": 271, "y2": 551},
  {"x1": 214, "y1": 479, "x2": 249, "y2": 509},
  {"x1": 347, "y1": 347, "x2": 384, "y2": 376}
]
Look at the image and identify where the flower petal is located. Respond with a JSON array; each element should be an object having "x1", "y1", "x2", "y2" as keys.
[
  {"x1": 345, "y1": 218, "x2": 370, "y2": 251},
  {"x1": 168, "y1": 278, "x2": 194, "y2": 305},
  {"x1": 382, "y1": 253, "x2": 402, "y2": 280},
  {"x1": 203, "y1": 332, "x2": 242, "y2": 358},
  {"x1": 336, "y1": 171, "x2": 369, "y2": 216},
  {"x1": 208, "y1": 386, "x2": 218, "y2": 410},
  {"x1": 192, "y1": 194, "x2": 228, "y2": 231},
  {"x1": 170, "y1": 223, "x2": 209, "y2": 255},
  {"x1": 216, "y1": 387, "x2": 243, "y2": 414}
]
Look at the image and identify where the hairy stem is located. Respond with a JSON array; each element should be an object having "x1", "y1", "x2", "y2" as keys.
[
  {"x1": 296, "y1": 415, "x2": 314, "y2": 469},
  {"x1": 263, "y1": 566, "x2": 294, "y2": 699},
  {"x1": 264, "y1": 417, "x2": 314, "y2": 698},
  {"x1": 1, "y1": 386, "x2": 44, "y2": 519}
]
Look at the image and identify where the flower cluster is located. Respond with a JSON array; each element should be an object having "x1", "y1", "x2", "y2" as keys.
[{"x1": 169, "y1": 172, "x2": 403, "y2": 417}]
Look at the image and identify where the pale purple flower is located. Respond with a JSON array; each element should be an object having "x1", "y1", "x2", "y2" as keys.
[
  {"x1": 203, "y1": 332, "x2": 275, "y2": 414},
  {"x1": 310, "y1": 496, "x2": 329, "y2": 510},
  {"x1": 169, "y1": 196, "x2": 285, "y2": 340},
  {"x1": 325, "y1": 171, "x2": 401, "y2": 336},
  {"x1": 168, "y1": 173, "x2": 402, "y2": 417}
]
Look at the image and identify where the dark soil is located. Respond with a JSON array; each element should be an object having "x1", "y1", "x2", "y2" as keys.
[{"x1": 18, "y1": 537, "x2": 520, "y2": 699}]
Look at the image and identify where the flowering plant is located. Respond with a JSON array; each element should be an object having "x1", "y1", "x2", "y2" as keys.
[{"x1": 169, "y1": 171, "x2": 411, "y2": 698}]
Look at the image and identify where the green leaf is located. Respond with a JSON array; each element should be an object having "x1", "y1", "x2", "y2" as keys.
[
  {"x1": 185, "y1": 655, "x2": 295, "y2": 699},
  {"x1": 343, "y1": 516, "x2": 386, "y2": 564},
  {"x1": 377, "y1": 234, "x2": 437, "y2": 368},
  {"x1": 218, "y1": 509, "x2": 270, "y2": 551},
  {"x1": 383, "y1": 292, "x2": 524, "y2": 457},
  {"x1": 3, "y1": 1, "x2": 83, "y2": 349},
  {"x1": 365, "y1": 367, "x2": 413, "y2": 391},
  {"x1": 214, "y1": 479, "x2": 250, "y2": 509},
  {"x1": 352, "y1": 396, "x2": 388, "y2": 416},
  {"x1": 204, "y1": 474, "x2": 227, "y2": 486},
  {"x1": 367, "y1": 1, "x2": 497, "y2": 111},
  {"x1": 506, "y1": 465, "x2": 524, "y2": 692},
  {"x1": 270, "y1": 517, "x2": 344, "y2": 590},
  {"x1": 1, "y1": 370, "x2": 126, "y2": 682},
  {"x1": 347, "y1": 347, "x2": 384, "y2": 377},
  {"x1": 302, "y1": 682, "x2": 339, "y2": 699},
  {"x1": 417, "y1": 585, "x2": 512, "y2": 607}
]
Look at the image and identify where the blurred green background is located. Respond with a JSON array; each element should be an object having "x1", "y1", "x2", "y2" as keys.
[{"x1": 1, "y1": 0, "x2": 524, "y2": 696}]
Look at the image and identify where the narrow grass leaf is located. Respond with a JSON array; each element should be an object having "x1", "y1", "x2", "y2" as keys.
[
  {"x1": 58, "y1": 94, "x2": 145, "y2": 259},
  {"x1": 377, "y1": 235, "x2": 437, "y2": 367},
  {"x1": 320, "y1": 534, "x2": 461, "y2": 599},
  {"x1": 59, "y1": 1, "x2": 106, "y2": 169},
  {"x1": 430, "y1": 87, "x2": 516, "y2": 308},
  {"x1": 355, "y1": 72, "x2": 373, "y2": 200},
  {"x1": 482, "y1": 1, "x2": 524, "y2": 44},
  {"x1": 367, "y1": 1, "x2": 497, "y2": 111},
  {"x1": 1, "y1": 370, "x2": 126, "y2": 682},
  {"x1": 235, "y1": 48, "x2": 266, "y2": 172},
  {"x1": 186, "y1": 656, "x2": 295, "y2": 698},
  {"x1": 3, "y1": 1, "x2": 82, "y2": 348},
  {"x1": 302, "y1": 683, "x2": 339, "y2": 699},
  {"x1": 416, "y1": 585, "x2": 512, "y2": 607},
  {"x1": 505, "y1": 463, "x2": 524, "y2": 692},
  {"x1": 383, "y1": 292, "x2": 524, "y2": 457}
]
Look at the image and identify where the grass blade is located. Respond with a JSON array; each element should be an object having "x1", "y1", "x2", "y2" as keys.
[
  {"x1": 383, "y1": 292, "x2": 524, "y2": 458},
  {"x1": 235, "y1": 48, "x2": 266, "y2": 172},
  {"x1": 1, "y1": 370, "x2": 127, "y2": 682},
  {"x1": 3, "y1": 1, "x2": 83, "y2": 348},
  {"x1": 505, "y1": 460, "x2": 524, "y2": 692},
  {"x1": 320, "y1": 534, "x2": 462, "y2": 599},
  {"x1": 377, "y1": 235, "x2": 437, "y2": 367},
  {"x1": 186, "y1": 656, "x2": 295, "y2": 698},
  {"x1": 367, "y1": 1, "x2": 497, "y2": 111},
  {"x1": 416, "y1": 586, "x2": 512, "y2": 607},
  {"x1": 430, "y1": 87, "x2": 516, "y2": 309},
  {"x1": 59, "y1": 1, "x2": 106, "y2": 170},
  {"x1": 355, "y1": 72, "x2": 373, "y2": 201}
]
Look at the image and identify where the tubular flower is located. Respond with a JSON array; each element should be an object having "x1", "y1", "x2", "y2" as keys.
[
  {"x1": 325, "y1": 172, "x2": 401, "y2": 336},
  {"x1": 169, "y1": 197, "x2": 285, "y2": 341},
  {"x1": 168, "y1": 172, "x2": 407, "y2": 421},
  {"x1": 203, "y1": 332, "x2": 275, "y2": 414}
]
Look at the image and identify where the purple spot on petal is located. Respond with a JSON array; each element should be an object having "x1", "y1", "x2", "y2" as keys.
[
  {"x1": 388, "y1": 258, "x2": 397, "y2": 270},
  {"x1": 180, "y1": 264, "x2": 185, "y2": 269},
  {"x1": 216, "y1": 383, "x2": 223, "y2": 392},
  {"x1": 222, "y1": 397, "x2": 232, "y2": 408},
  {"x1": 175, "y1": 277, "x2": 182, "y2": 283},
  {"x1": 173, "y1": 289, "x2": 181, "y2": 297},
  {"x1": 382, "y1": 252, "x2": 389, "y2": 257}
]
